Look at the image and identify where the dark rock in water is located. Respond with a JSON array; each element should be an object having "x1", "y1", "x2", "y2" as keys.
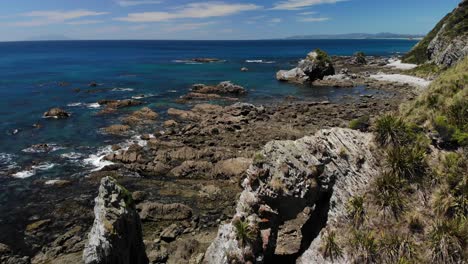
[
  {"x1": 33, "y1": 123, "x2": 42, "y2": 129},
  {"x1": 58, "y1": 82, "x2": 70, "y2": 87},
  {"x1": 83, "y1": 176, "x2": 148, "y2": 264},
  {"x1": 191, "y1": 58, "x2": 221, "y2": 63},
  {"x1": 103, "y1": 124, "x2": 130, "y2": 135},
  {"x1": 191, "y1": 81, "x2": 247, "y2": 95},
  {"x1": 43, "y1": 108, "x2": 71, "y2": 119},
  {"x1": 28, "y1": 143, "x2": 54, "y2": 153},
  {"x1": 89, "y1": 81, "x2": 98, "y2": 87},
  {"x1": 277, "y1": 49, "x2": 335, "y2": 84},
  {"x1": 98, "y1": 99, "x2": 142, "y2": 110}
]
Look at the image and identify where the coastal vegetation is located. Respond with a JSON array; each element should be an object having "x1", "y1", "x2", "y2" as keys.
[{"x1": 326, "y1": 56, "x2": 468, "y2": 263}]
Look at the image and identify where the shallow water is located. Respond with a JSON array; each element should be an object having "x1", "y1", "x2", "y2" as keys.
[{"x1": 0, "y1": 39, "x2": 417, "y2": 182}]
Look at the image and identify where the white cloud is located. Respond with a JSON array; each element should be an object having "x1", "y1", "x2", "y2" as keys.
[
  {"x1": 66, "y1": 20, "x2": 103, "y2": 25},
  {"x1": 270, "y1": 18, "x2": 282, "y2": 23},
  {"x1": 10, "y1": 10, "x2": 108, "y2": 27},
  {"x1": 298, "y1": 17, "x2": 330, "y2": 22},
  {"x1": 299, "y1": 11, "x2": 317, "y2": 15},
  {"x1": 163, "y1": 22, "x2": 215, "y2": 32},
  {"x1": 116, "y1": 0, "x2": 162, "y2": 7},
  {"x1": 272, "y1": 0, "x2": 346, "y2": 10},
  {"x1": 116, "y1": 2, "x2": 261, "y2": 22}
]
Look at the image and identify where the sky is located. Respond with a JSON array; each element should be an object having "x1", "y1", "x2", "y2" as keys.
[{"x1": 0, "y1": 0, "x2": 461, "y2": 41}]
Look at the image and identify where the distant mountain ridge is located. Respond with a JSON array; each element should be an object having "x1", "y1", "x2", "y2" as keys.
[{"x1": 286, "y1": 32, "x2": 425, "y2": 40}]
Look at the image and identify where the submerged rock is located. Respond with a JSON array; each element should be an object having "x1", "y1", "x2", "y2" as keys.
[
  {"x1": 204, "y1": 128, "x2": 379, "y2": 263},
  {"x1": 43, "y1": 108, "x2": 70, "y2": 119},
  {"x1": 83, "y1": 176, "x2": 148, "y2": 264}
]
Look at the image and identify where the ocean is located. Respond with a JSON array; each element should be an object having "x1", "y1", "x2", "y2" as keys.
[{"x1": 0, "y1": 39, "x2": 417, "y2": 183}]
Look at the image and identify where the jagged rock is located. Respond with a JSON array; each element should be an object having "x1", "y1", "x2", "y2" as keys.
[
  {"x1": 164, "y1": 120, "x2": 178, "y2": 127},
  {"x1": 403, "y1": 1, "x2": 468, "y2": 67},
  {"x1": 277, "y1": 49, "x2": 335, "y2": 84},
  {"x1": 204, "y1": 128, "x2": 379, "y2": 263},
  {"x1": 83, "y1": 176, "x2": 148, "y2": 264},
  {"x1": 191, "y1": 81, "x2": 247, "y2": 95},
  {"x1": 122, "y1": 107, "x2": 158, "y2": 126},
  {"x1": 137, "y1": 202, "x2": 192, "y2": 221},
  {"x1": 98, "y1": 99, "x2": 142, "y2": 109},
  {"x1": 43, "y1": 108, "x2": 70, "y2": 119},
  {"x1": 160, "y1": 224, "x2": 182, "y2": 242},
  {"x1": 102, "y1": 124, "x2": 130, "y2": 135},
  {"x1": 169, "y1": 160, "x2": 213, "y2": 178},
  {"x1": 213, "y1": 158, "x2": 252, "y2": 179},
  {"x1": 276, "y1": 68, "x2": 308, "y2": 83}
]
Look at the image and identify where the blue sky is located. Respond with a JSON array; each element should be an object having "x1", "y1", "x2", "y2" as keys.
[{"x1": 0, "y1": 0, "x2": 461, "y2": 41}]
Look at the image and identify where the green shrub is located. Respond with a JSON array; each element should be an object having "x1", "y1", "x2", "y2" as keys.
[
  {"x1": 349, "y1": 116, "x2": 370, "y2": 131},
  {"x1": 375, "y1": 115, "x2": 414, "y2": 146},
  {"x1": 433, "y1": 115, "x2": 468, "y2": 146},
  {"x1": 429, "y1": 220, "x2": 466, "y2": 264},
  {"x1": 349, "y1": 229, "x2": 378, "y2": 264},
  {"x1": 354, "y1": 51, "x2": 367, "y2": 64},
  {"x1": 233, "y1": 219, "x2": 256, "y2": 247},
  {"x1": 347, "y1": 196, "x2": 366, "y2": 227},
  {"x1": 321, "y1": 229, "x2": 343, "y2": 261},
  {"x1": 386, "y1": 145, "x2": 426, "y2": 182},
  {"x1": 374, "y1": 172, "x2": 406, "y2": 219},
  {"x1": 379, "y1": 233, "x2": 417, "y2": 263}
]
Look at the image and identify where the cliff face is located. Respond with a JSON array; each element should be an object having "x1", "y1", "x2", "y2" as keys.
[
  {"x1": 83, "y1": 177, "x2": 148, "y2": 264},
  {"x1": 204, "y1": 128, "x2": 379, "y2": 263},
  {"x1": 403, "y1": 0, "x2": 467, "y2": 67}
]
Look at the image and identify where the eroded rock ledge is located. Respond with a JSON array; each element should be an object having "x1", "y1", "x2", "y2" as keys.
[{"x1": 204, "y1": 128, "x2": 380, "y2": 263}]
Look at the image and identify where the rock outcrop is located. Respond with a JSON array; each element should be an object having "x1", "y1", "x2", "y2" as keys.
[
  {"x1": 83, "y1": 176, "x2": 148, "y2": 264},
  {"x1": 277, "y1": 49, "x2": 335, "y2": 84},
  {"x1": 204, "y1": 128, "x2": 379, "y2": 263},
  {"x1": 43, "y1": 108, "x2": 70, "y2": 119},
  {"x1": 403, "y1": 0, "x2": 467, "y2": 67}
]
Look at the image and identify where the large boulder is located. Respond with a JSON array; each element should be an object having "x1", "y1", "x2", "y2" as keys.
[
  {"x1": 43, "y1": 108, "x2": 70, "y2": 119},
  {"x1": 204, "y1": 128, "x2": 379, "y2": 263},
  {"x1": 83, "y1": 176, "x2": 148, "y2": 264},
  {"x1": 277, "y1": 49, "x2": 335, "y2": 84}
]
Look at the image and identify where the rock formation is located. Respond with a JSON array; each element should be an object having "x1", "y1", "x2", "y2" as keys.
[
  {"x1": 204, "y1": 128, "x2": 379, "y2": 263},
  {"x1": 403, "y1": 0, "x2": 467, "y2": 67},
  {"x1": 277, "y1": 49, "x2": 335, "y2": 84},
  {"x1": 83, "y1": 176, "x2": 148, "y2": 264},
  {"x1": 43, "y1": 108, "x2": 70, "y2": 118}
]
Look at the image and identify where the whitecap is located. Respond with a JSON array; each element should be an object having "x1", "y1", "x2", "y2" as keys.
[
  {"x1": 61, "y1": 152, "x2": 83, "y2": 160},
  {"x1": 167, "y1": 90, "x2": 178, "y2": 93},
  {"x1": 0, "y1": 153, "x2": 17, "y2": 170},
  {"x1": 83, "y1": 146, "x2": 114, "y2": 171},
  {"x1": 11, "y1": 162, "x2": 56, "y2": 179},
  {"x1": 22, "y1": 144, "x2": 65, "y2": 153},
  {"x1": 132, "y1": 93, "x2": 157, "y2": 99},
  {"x1": 87, "y1": 103, "x2": 101, "y2": 109},
  {"x1": 67, "y1": 102, "x2": 83, "y2": 107},
  {"x1": 12, "y1": 170, "x2": 35, "y2": 179},
  {"x1": 112, "y1": 88, "x2": 134, "y2": 92},
  {"x1": 245, "y1": 59, "x2": 275, "y2": 64}
]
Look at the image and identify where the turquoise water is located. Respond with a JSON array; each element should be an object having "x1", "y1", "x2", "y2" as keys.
[{"x1": 0, "y1": 39, "x2": 418, "y2": 181}]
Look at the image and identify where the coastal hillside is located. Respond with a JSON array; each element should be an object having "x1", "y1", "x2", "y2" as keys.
[{"x1": 403, "y1": 0, "x2": 468, "y2": 67}]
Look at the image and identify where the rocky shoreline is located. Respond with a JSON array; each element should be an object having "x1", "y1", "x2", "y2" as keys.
[{"x1": 0, "y1": 54, "x2": 427, "y2": 263}]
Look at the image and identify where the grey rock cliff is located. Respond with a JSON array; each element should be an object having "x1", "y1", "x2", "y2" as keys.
[
  {"x1": 204, "y1": 128, "x2": 379, "y2": 263},
  {"x1": 277, "y1": 50, "x2": 335, "y2": 84},
  {"x1": 83, "y1": 176, "x2": 148, "y2": 264}
]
